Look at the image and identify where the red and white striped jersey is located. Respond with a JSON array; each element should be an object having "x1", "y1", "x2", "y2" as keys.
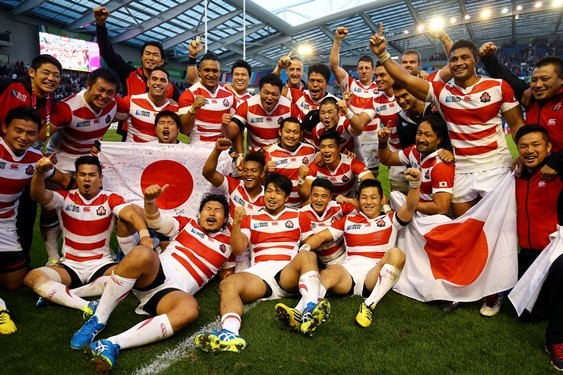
[
  {"x1": 45, "y1": 189, "x2": 127, "y2": 262},
  {"x1": 329, "y1": 211, "x2": 404, "y2": 260},
  {"x1": 340, "y1": 73, "x2": 378, "y2": 117},
  {"x1": 306, "y1": 154, "x2": 370, "y2": 198},
  {"x1": 427, "y1": 77, "x2": 519, "y2": 172},
  {"x1": 219, "y1": 175, "x2": 264, "y2": 218},
  {"x1": 398, "y1": 145, "x2": 455, "y2": 202},
  {"x1": 232, "y1": 90, "x2": 252, "y2": 107},
  {"x1": 118, "y1": 93, "x2": 178, "y2": 143},
  {"x1": 233, "y1": 95, "x2": 301, "y2": 150},
  {"x1": 0, "y1": 138, "x2": 53, "y2": 226},
  {"x1": 240, "y1": 208, "x2": 308, "y2": 264},
  {"x1": 287, "y1": 88, "x2": 335, "y2": 118},
  {"x1": 164, "y1": 216, "x2": 231, "y2": 287},
  {"x1": 371, "y1": 93, "x2": 401, "y2": 148},
  {"x1": 311, "y1": 117, "x2": 356, "y2": 153},
  {"x1": 263, "y1": 142, "x2": 316, "y2": 207},
  {"x1": 178, "y1": 82, "x2": 236, "y2": 145},
  {"x1": 300, "y1": 201, "x2": 356, "y2": 263},
  {"x1": 48, "y1": 90, "x2": 117, "y2": 168}
]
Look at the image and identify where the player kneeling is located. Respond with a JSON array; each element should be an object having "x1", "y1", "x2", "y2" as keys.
[
  {"x1": 302, "y1": 169, "x2": 420, "y2": 327},
  {"x1": 71, "y1": 187, "x2": 234, "y2": 372}
]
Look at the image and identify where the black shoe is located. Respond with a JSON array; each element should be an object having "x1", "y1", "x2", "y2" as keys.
[{"x1": 440, "y1": 300, "x2": 459, "y2": 313}]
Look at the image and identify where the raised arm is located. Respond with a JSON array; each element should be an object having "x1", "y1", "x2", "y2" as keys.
[
  {"x1": 186, "y1": 36, "x2": 203, "y2": 85},
  {"x1": 30, "y1": 154, "x2": 56, "y2": 206},
  {"x1": 202, "y1": 138, "x2": 231, "y2": 187},
  {"x1": 503, "y1": 105, "x2": 525, "y2": 142},
  {"x1": 179, "y1": 94, "x2": 206, "y2": 135},
  {"x1": 370, "y1": 23, "x2": 430, "y2": 101},
  {"x1": 330, "y1": 27, "x2": 349, "y2": 86},
  {"x1": 377, "y1": 124, "x2": 403, "y2": 166},
  {"x1": 143, "y1": 184, "x2": 175, "y2": 236},
  {"x1": 396, "y1": 168, "x2": 421, "y2": 223},
  {"x1": 230, "y1": 206, "x2": 249, "y2": 256}
]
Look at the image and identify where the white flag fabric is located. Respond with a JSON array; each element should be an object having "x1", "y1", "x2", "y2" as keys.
[
  {"x1": 509, "y1": 226, "x2": 563, "y2": 316},
  {"x1": 393, "y1": 172, "x2": 518, "y2": 302},
  {"x1": 98, "y1": 142, "x2": 231, "y2": 218}
]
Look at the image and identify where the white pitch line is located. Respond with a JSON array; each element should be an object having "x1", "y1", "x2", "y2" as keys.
[{"x1": 134, "y1": 302, "x2": 259, "y2": 375}]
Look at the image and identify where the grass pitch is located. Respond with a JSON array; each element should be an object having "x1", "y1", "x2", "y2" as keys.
[{"x1": 1, "y1": 133, "x2": 553, "y2": 375}]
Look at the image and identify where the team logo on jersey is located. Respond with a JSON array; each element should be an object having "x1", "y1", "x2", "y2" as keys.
[
  {"x1": 538, "y1": 180, "x2": 546, "y2": 188},
  {"x1": 253, "y1": 222, "x2": 268, "y2": 229},
  {"x1": 285, "y1": 220, "x2": 294, "y2": 229},
  {"x1": 25, "y1": 165, "x2": 34, "y2": 175},
  {"x1": 445, "y1": 96, "x2": 461, "y2": 103},
  {"x1": 301, "y1": 103, "x2": 310, "y2": 110},
  {"x1": 219, "y1": 244, "x2": 227, "y2": 253},
  {"x1": 376, "y1": 219, "x2": 386, "y2": 227},
  {"x1": 11, "y1": 89, "x2": 27, "y2": 102},
  {"x1": 10, "y1": 164, "x2": 18, "y2": 170},
  {"x1": 342, "y1": 175, "x2": 350, "y2": 182},
  {"x1": 190, "y1": 227, "x2": 205, "y2": 239},
  {"x1": 266, "y1": 117, "x2": 272, "y2": 122},
  {"x1": 96, "y1": 206, "x2": 107, "y2": 216},
  {"x1": 346, "y1": 224, "x2": 362, "y2": 230},
  {"x1": 276, "y1": 158, "x2": 288, "y2": 166},
  {"x1": 135, "y1": 110, "x2": 151, "y2": 117},
  {"x1": 376, "y1": 105, "x2": 386, "y2": 113},
  {"x1": 83, "y1": 207, "x2": 90, "y2": 212},
  {"x1": 331, "y1": 216, "x2": 339, "y2": 224},
  {"x1": 553, "y1": 102, "x2": 561, "y2": 111},
  {"x1": 480, "y1": 92, "x2": 491, "y2": 103},
  {"x1": 0, "y1": 162, "x2": 5, "y2": 169},
  {"x1": 76, "y1": 120, "x2": 90, "y2": 128},
  {"x1": 424, "y1": 170, "x2": 430, "y2": 180},
  {"x1": 438, "y1": 181, "x2": 448, "y2": 188},
  {"x1": 302, "y1": 157, "x2": 309, "y2": 165},
  {"x1": 233, "y1": 196, "x2": 245, "y2": 206},
  {"x1": 223, "y1": 99, "x2": 229, "y2": 107},
  {"x1": 311, "y1": 222, "x2": 317, "y2": 228},
  {"x1": 548, "y1": 118, "x2": 557, "y2": 126},
  {"x1": 105, "y1": 114, "x2": 112, "y2": 123},
  {"x1": 65, "y1": 204, "x2": 79, "y2": 212},
  {"x1": 250, "y1": 118, "x2": 264, "y2": 124}
]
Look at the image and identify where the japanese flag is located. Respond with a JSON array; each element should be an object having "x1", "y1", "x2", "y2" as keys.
[
  {"x1": 393, "y1": 172, "x2": 518, "y2": 302},
  {"x1": 98, "y1": 142, "x2": 231, "y2": 218}
]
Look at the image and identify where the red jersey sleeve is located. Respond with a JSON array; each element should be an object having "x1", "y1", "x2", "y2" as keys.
[
  {"x1": 108, "y1": 193, "x2": 127, "y2": 209},
  {"x1": 49, "y1": 101, "x2": 73, "y2": 129},
  {"x1": 178, "y1": 90, "x2": 194, "y2": 108},
  {"x1": 431, "y1": 162, "x2": 455, "y2": 189},
  {"x1": 290, "y1": 103, "x2": 302, "y2": 120},
  {"x1": 350, "y1": 158, "x2": 369, "y2": 175}
]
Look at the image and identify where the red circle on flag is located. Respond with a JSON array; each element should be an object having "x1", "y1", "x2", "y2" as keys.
[
  {"x1": 423, "y1": 218, "x2": 488, "y2": 286},
  {"x1": 140, "y1": 161, "x2": 193, "y2": 210}
]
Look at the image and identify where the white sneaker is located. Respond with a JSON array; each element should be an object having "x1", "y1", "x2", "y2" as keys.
[{"x1": 480, "y1": 294, "x2": 503, "y2": 317}]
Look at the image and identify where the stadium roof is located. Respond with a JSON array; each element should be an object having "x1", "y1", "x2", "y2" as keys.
[{"x1": 0, "y1": 0, "x2": 562, "y2": 69}]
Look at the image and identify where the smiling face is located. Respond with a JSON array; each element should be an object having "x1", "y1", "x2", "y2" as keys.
[
  {"x1": 241, "y1": 160, "x2": 265, "y2": 191},
  {"x1": 308, "y1": 72, "x2": 328, "y2": 101},
  {"x1": 259, "y1": 83, "x2": 281, "y2": 112},
  {"x1": 415, "y1": 121, "x2": 441, "y2": 156},
  {"x1": 287, "y1": 59, "x2": 304, "y2": 87},
  {"x1": 75, "y1": 164, "x2": 102, "y2": 200},
  {"x1": 29, "y1": 63, "x2": 61, "y2": 97},
  {"x1": 232, "y1": 67, "x2": 250, "y2": 95},
  {"x1": 319, "y1": 137, "x2": 340, "y2": 167},
  {"x1": 359, "y1": 186, "x2": 382, "y2": 219},
  {"x1": 198, "y1": 200, "x2": 227, "y2": 232},
  {"x1": 141, "y1": 45, "x2": 164, "y2": 72},
  {"x1": 279, "y1": 120, "x2": 301, "y2": 151},
  {"x1": 155, "y1": 115, "x2": 179, "y2": 144},
  {"x1": 518, "y1": 131, "x2": 551, "y2": 172},
  {"x1": 400, "y1": 53, "x2": 421, "y2": 76},
  {"x1": 264, "y1": 182, "x2": 288, "y2": 215},
  {"x1": 319, "y1": 102, "x2": 339, "y2": 130},
  {"x1": 449, "y1": 47, "x2": 477, "y2": 83},
  {"x1": 530, "y1": 64, "x2": 562, "y2": 102},
  {"x1": 84, "y1": 77, "x2": 117, "y2": 112},
  {"x1": 394, "y1": 87, "x2": 418, "y2": 113},
  {"x1": 199, "y1": 59, "x2": 221, "y2": 91},
  {"x1": 310, "y1": 186, "x2": 331, "y2": 215},
  {"x1": 148, "y1": 70, "x2": 170, "y2": 99},
  {"x1": 2, "y1": 119, "x2": 39, "y2": 156},
  {"x1": 374, "y1": 65, "x2": 393, "y2": 92}
]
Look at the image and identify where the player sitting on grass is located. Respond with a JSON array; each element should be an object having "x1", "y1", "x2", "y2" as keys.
[
  {"x1": 70, "y1": 189, "x2": 234, "y2": 372},
  {"x1": 24, "y1": 155, "x2": 152, "y2": 316},
  {"x1": 301, "y1": 171, "x2": 420, "y2": 328},
  {"x1": 195, "y1": 174, "x2": 330, "y2": 353}
]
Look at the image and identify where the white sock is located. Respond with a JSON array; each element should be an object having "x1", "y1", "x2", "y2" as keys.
[
  {"x1": 35, "y1": 280, "x2": 89, "y2": 311},
  {"x1": 221, "y1": 313, "x2": 241, "y2": 335},
  {"x1": 117, "y1": 233, "x2": 140, "y2": 256},
  {"x1": 41, "y1": 221, "x2": 61, "y2": 261},
  {"x1": 0, "y1": 298, "x2": 6, "y2": 310},
  {"x1": 318, "y1": 284, "x2": 327, "y2": 301},
  {"x1": 364, "y1": 264, "x2": 401, "y2": 307},
  {"x1": 107, "y1": 314, "x2": 174, "y2": 350},
  {"x1": 72, "y1": 276, "x2": 111, "y2": 297},
  {"x1": 299, "y1": 271, "x2": 321, "y2": 305},
  {"x1": 95, "y1": 272, "x2": 136, "y2": 325}
]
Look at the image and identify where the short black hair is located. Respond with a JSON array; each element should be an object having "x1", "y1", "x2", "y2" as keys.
[
  {"x1": 75, "y1": 155, "x2": 102, "y2": 174},
  {"x1": 280, "y1": 117, "x2": 301, "y2": 131},
  {"x1": 231, "y1": 59, "x2": 252, "y2": 77},
  {"x1": 450, "y1": 40, "x2": 478, "y2": 60},
  {"x1": 358, "y1": 178, "x2": 383, "y2": 199},
  {"x1": 318, "y1": 129, "x2": 343, "y2": 145},
  {"x1": 265, "y1": 173, "x2": 292, "y2": 197},
  {"x1": 200, "y1": 52, "x2": 220, "y2": 65},
  {"x1": 31, "y1": 54, "x2": 62, "y2": 74},
  {"x1": 392, "y1": 82, "x2": 406, "y2": 91},
  {"x1": 535, "y1": 56, "x2": 563, "y2": 77},
  {"x1": 515, "y1": 124, "x2": 550, "y2": 144},
  {"x1": 320, "y1": 96, "x2": 338, "y2": 108},
  {"x1": 418, "y1": 115, "x2": 452, "y2": 152},
  {"x1": 155, "y1": 110, "x2": 181, "y2": 128},
  {"x1": 357, "y1": 55, "x2": 374, "y2": 68},
  {"x1": 141, "y1": 41, "x2": 165, "y2": 62},
  {"x1": 308, "y1": 63, "x2": 331, "y2": 83},
  {"x1": 87, "y1": 67, "x2": 120, "y2": 91},
  {"x1": 259, "y1": 73, "x2": 283, "y2": 92},
  {"x1": 5, "y1": 106, "x2": 42, "y2": 130},
  {"x1": 150, "y1": 66, "x2": 170, "y2": 80},
  {"x1": 199, "y1": 193, "x2": 230, "y2": 221},
  {"x1": 311, "y1": 177, "x2": 333, "y2": 194},
  {"x1": 244, "y1": 150, "x2": 266, "y2": 167}
]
